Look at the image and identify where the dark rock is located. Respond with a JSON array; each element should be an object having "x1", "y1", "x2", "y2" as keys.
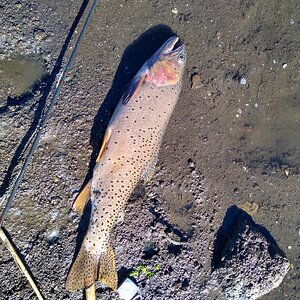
[{"x1": 204, "y1": 206, "x2": 290, "y2": 300}]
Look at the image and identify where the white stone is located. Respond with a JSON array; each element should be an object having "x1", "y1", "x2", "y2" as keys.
[
  {"x1": 117, "y1": 278, "x2": 141, "y2": 300},
  {"x1": 240, "y1": 77, "x2": 247, "y2": 85}
]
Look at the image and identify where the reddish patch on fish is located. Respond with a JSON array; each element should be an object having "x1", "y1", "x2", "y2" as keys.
[{"x1": 147, "y1": 60, "x2": 180, "y2": 86}]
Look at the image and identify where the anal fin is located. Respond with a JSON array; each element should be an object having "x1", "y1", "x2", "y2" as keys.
[{"x1": 73, "y1": 179, "x2": 91, "y2": 215}]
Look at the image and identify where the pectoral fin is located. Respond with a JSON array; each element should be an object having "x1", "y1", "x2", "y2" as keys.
[
  {"x1": 121, "y1": 72, "x2": 147, "y2": 105},
  {"x1": 73, "y1": 179, "x2": 91, "y2": 214}
]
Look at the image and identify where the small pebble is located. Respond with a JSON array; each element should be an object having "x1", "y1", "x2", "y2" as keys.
[
  {"x1": 190, "y1": 73, "x2": 202, "y2": 90},
  {"x1": 51, "y1": 211, "x2": 58, "y2": 221},
  {"x1": 287, "y1": 245, "x2": 292, "y2": 250},
  {"x1": 172, "y1": 8, "x2": 178, "y2": 14},
  {"x1": 188, "y1": 158, "x2": 196, "y2": 169},
  {"x1": 35, "y1": 30, "x2": 47, "y2": 41},
  {"x1": 15, "y1": 2, "x2": 22, "y2": 9},
  {"x1": 52, "y1": 176, "x2": 59, "y2": 183},
  {"x1": 46, "y1": 228, "x2": 60, "y2": 242},
  {"x1": 238, "y1": 201, "x2": 259, "y2": 216},
  {"x1": 239, "y1": 77, "x2": 247, "y2": 85},
  {"x1": 11, "y1": 208, "x2": 22, "y2": 217}
]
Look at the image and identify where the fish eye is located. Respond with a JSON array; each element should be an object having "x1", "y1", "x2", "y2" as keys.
[{"x1": 178, "y1": 53, "x2": 185, "y2": 61}]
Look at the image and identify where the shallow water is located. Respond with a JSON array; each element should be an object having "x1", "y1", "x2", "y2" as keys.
[
  {"x1": 0, "y1": 56, "x2": 44, "y2": 97},
  {"x1": 247, "y1": 91, "x2": 300, "y2": 167}
]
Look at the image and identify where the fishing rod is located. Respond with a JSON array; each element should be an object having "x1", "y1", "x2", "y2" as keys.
[{"x1": 0, "y1": 0, "x2": 98, "y2": 225}]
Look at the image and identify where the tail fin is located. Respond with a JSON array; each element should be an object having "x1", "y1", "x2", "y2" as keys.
[{"x1": 66, "y1": 243, "x2": 118, "y2": 291}]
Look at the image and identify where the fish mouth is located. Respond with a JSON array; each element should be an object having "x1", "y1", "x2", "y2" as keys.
[
  {"x1": 161, "y1": 36, "x2": 185, "y2": 55},
  {"x1": 147, "y1": 36, "x2": 186, "y2": 68},
  {"x1": 151, "y1": 36, "x2": 185, "y2": 62}
]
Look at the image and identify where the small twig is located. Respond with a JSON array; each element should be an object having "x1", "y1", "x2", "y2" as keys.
[
  {"x1": 0, "y1": 227, "x2": 44, "y2": 300},
  {"x1": 85, "y1": 284, "x2": 96, "y2": 300}
]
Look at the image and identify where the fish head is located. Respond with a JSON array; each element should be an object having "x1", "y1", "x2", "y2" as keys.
[{"x1": 146, "y1": 36, "x2": 186, "y2": 86}]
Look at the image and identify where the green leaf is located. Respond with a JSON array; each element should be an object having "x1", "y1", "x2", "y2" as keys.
[
  {"x1": 146, "y1": 271, "x2": 154, "y2": 278},
  {"x1": 129, "y1": 270, "x2": 139, "y2": 277},
  {"x1": 139, "y1": 266, "x2": 147, "y2": 274}
]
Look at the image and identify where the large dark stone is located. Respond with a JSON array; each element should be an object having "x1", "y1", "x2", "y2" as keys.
[{"x1": 204, "y1": 206, "x2": 290, "y2": 300}]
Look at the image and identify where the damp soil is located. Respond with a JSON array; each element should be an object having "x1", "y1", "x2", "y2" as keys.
[
  {"x1": 0, "y1": 56, "x2": 45, "y2": 98},
  {"x1": 0, "y1": 1, "x2": 299, "y2": 299}
]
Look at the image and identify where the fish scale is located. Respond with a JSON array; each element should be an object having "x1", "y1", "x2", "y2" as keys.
[{"x1": 66, "y1": 36, "x2": 186, "y2": 292}]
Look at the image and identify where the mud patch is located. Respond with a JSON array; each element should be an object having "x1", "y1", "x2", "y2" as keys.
[{"x1": 0, "y1": 56, "x2": 44, "y2": 98}]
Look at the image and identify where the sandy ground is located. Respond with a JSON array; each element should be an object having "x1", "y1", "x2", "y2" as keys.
[{"x1": 0, "y1": 0, "x2": 299, "y2": 299}]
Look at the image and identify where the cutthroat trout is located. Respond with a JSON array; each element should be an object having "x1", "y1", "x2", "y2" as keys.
[{"x1": 66, "y1": 36, "x2": 186, "y2": 291}]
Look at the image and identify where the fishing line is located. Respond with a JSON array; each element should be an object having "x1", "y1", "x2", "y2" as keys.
[{"x1": 0, "y1": 0, "x2": 99, "y2": 225}]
